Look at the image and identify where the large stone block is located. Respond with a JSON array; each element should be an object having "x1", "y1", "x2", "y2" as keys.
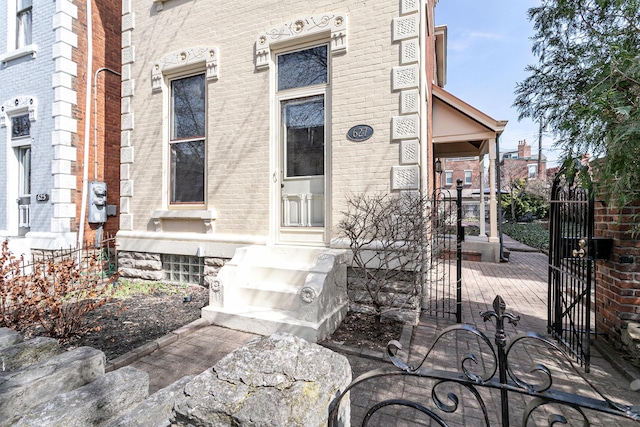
[
  {"x1": 173, "y1": 333, "x2": 351, "y2": 426},
  {"x1": 0, "y1": 328, "x2": 23, "y2": 349},
  {"x1": 13, "y1": 366, "x2": 148, "y2": 427},
  {"x1": 0, "y1": 346, "x2": 105, "y2": 425},
  {"x1": 0, "y1": 336, "x2": 61, "y2": 372},
  {"x1": 105, "y1": 375, "x2": 193, "y2": 427}
]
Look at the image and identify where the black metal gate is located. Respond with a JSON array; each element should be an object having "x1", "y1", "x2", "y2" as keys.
[
  {"x1": 548, "y1": 169, "x2": 596, "y2": 371},
  {"x1": 427, "y1": 180, "x2": 463, "y2": 322}
]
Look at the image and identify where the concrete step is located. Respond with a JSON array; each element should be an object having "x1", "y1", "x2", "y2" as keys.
[{"x1": 203, "y1": 245, "x2": 350, "y2": 342}]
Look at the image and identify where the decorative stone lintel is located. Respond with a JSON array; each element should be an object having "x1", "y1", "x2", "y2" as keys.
[
  {"x1": 255, "y1": 13, "x2": 347, "y2": 70},
  {"x1": 151, "y1": 47, "x2": 219, "y2": 91},
  {"x1": 1, "y1": 97, "x2": 37, "y2": 127}
]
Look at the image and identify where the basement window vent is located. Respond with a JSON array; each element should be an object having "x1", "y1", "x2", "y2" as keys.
[{"x1": 162, "y1": 254, "x2": 203, "y2": 285}]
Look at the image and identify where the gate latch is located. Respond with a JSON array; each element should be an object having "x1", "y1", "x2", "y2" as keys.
[{"x1": 572, "y1": 238, "x2": 587, "y2": 258}]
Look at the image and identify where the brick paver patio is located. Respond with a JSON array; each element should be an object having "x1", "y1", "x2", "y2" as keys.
[{"x1": 127, "y1": 250, "x2": 640, "y2": 426}]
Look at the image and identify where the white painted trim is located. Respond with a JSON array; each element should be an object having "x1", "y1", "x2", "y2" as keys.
[
  {"x1": 0, "y1": 44, "x2": 37, "y2": 65},
  {"x1": 255, "y1": 13, "x2": 347, "y2": 70},
  {"x1": 271, "y1": 42, "x2": 332, "y2": 246}
]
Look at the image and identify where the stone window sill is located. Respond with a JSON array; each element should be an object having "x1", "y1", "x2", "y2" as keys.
[
  {"x1": 150, "y1": 209, "x2": 216, "y2": 233},
  {"x1": 0, "y1": 44, "x2": 37, "y2": 66}
]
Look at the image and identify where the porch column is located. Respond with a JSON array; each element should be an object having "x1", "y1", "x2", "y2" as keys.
[
  {"x1": 488, "y1": 139, "x2": 499, "y2": 242},
  {"x1": 478, "y1": 156, "x2": 486, "y2": 238}
]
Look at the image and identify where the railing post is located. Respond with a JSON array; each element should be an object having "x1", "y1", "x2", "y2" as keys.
[
  {"x1": 456, "y1": 179, "x2": 463, "y2": 323},
  {"x1": 481, "y1": 295, "x2": 520, "y2": 427}
]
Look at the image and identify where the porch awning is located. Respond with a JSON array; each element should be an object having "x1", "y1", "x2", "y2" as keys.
[{"x1": 432, "y1": 85, "x2": 507, "y2": 158}]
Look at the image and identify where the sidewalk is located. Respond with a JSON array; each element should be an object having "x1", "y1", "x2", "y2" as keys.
[{"x1": 121, "y1": 251, "x2": 640, "y2": 425}]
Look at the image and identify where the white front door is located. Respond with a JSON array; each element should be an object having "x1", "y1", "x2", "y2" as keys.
[{"x1": 274, "y1": 45, "x2": 329, "y2": 245}]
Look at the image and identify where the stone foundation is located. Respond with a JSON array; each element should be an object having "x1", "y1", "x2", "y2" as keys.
[{"x1": 347, "y1": 267, "x2": 421, "y2": 324}]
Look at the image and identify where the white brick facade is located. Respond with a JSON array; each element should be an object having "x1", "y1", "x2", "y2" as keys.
[{"x1": 120, "y1": 0, "x2": 430, "y2": 257}]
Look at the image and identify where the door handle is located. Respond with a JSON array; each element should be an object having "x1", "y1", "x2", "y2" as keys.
[{"x1": 572, "y1": 238, "x2": 587, "y2": 258}]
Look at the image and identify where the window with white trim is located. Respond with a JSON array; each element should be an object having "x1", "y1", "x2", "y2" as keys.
[
  {"x1": 16, "y1": 0, "x2": 32, "y2": 49},
  {"x1": 445, "y1": 170, "x2": 453, "y2": 186},
  {"x1": 464, "y1": 170, "x2": 472, "y2": 185},
  {"x1": 169, "y1": 73, "x2": 206, "y2": 205},
  {"x1": 528, "y1": 164, "x2": 537, "y2": 179}
]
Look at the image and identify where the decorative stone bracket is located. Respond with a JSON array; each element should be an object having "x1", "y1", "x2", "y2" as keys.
[
  {"x1": 151, "y1": 47, "x2": 219, "y2": 92},
  {"x1": 255, "y1": 13, "x2": 347, "y2": 70}
]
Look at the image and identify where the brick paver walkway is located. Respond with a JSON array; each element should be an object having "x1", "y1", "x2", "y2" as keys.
[
  {"x1": 126, "y1": 250, "x2": 639, "y2": 426},
  {"x1": 344, "y1": 252, "x2": 640, "y2": 426}
]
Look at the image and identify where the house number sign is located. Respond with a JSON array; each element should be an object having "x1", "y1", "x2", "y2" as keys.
[{"x1": 347, "y1": 124, "x2": 373, "y2": 142}]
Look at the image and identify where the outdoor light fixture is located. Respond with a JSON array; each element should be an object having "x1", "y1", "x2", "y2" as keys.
[{"x1": 435, "y1": 158, "x2": 442, "y2": 174}]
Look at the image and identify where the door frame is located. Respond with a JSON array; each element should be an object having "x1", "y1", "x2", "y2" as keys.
[{"x1": 269, "y1": 42, "x2": 332, "y2": 246}]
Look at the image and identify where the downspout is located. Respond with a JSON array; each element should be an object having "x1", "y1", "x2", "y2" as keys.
[
  {"x1": 77, "y1": 0, "x2": 93, "y2": 252},
  {"x1": 93, "y1": 68, "x2": 121, "y2": 182},
  {"x1": 92, "y1": 67, "x2": 121, "y2": 247},
  {"x1": 419, "y1": 0, "x2": 429, "y2": 307},
  {"x1": 419, "y1": 0, "x2": 428, "y2": 195}
]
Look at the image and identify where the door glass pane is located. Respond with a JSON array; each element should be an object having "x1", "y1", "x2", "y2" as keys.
[
  {"x1": 283, "y1": 96, "x2": 324, "y2": 177},
  {"x1": 277, "y1": 46, "x2": 327, "y2": 91},
  {"x1": 19, "y1": 146, "x2": 31, "y2": 196}
]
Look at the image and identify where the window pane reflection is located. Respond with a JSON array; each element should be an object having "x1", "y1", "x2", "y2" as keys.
[
  {"x1": 171, "y1": 74, "x2": 205, "y2": 140},
  {"x1": 283, "y1": 95, "x2": 324, "y2": 177},
  {"x1": 278, "y1": 46, "x2": 327, "y2": 91},
  {"x1": 170, "y1": 140, "x2": 205, "y2": 203}
]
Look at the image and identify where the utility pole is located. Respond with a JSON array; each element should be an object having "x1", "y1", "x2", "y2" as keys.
[{"x1": 537, "y1": 119, "x2": 543, "y2": 178}]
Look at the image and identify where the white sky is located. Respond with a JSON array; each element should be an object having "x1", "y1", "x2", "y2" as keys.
[{"x1": 435, "y1": 0, "x2": 559, "y2": 166}]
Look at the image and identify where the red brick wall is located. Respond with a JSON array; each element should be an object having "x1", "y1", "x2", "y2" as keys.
[
  {"x1": 594, "y1": 201, "x2": 640, "y2": 343},
  {"x1": 73, "y1": 1, "x2": 122, "y2": 242},
  {"x1": 441, "y1": 158, "x2": 481, "y2": 188}
]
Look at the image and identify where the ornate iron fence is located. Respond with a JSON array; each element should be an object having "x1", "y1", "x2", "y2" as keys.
[
  {"x1": 426, "y1": 181, "x2": 463, "y2": 322},
  {"x1": 328, "y1": 295, "x2": 640, "y2": 426}
]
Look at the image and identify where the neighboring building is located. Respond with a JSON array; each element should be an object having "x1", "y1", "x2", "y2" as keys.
[
  {"x1": 501, "y1": 139, "x2": 547, "y2": 181},
  {"x1": 0, "y1": 0, "x2": 121, "y2": 256},
  {"x1": 118, "y1": 0, "x2": 506, "y2": 339},
  {"x1": 437, "y1": 156, "x2": 488, "y2": 221}
]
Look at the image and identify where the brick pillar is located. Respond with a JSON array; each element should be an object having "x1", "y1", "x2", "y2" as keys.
[{"x1": 594, "y1": 201, "x2": 640, "y2": 345}]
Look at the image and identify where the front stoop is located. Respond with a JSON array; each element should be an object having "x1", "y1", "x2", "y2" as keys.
[{"x1": 201, "y1": 245, "x2": 350, "y2": 343}]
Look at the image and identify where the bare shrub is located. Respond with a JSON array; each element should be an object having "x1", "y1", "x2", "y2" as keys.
[
  {"x1": 338, "y1": 192, "x2": 430, "y2": 324},
  {"x1": 0, "y1": 239, "x2": 118, "y2": 340}
]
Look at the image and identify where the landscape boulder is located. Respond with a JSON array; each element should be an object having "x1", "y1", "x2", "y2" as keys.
[
  {"x1": 13, "y1": 366, "x2": 148, "y2": 426},
  {"x1": 173, "y1": 332, "x2": 351, "y2": 426},
  {"x1": 105, "y1": 375, "x2": 193, "y2": 427},
  {"x1": 0, "y1": 336, "x2": 61, "y2": 372},
  {"x1": 0, "y1": 346, "x2": 105, "y2": 425},
  {"x1": 0, "y1": 328, "x2": 23, "y2": 349}
]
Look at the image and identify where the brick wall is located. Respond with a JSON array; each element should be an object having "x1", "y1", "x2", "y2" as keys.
[
  {"x1": 73, "y1": 0, "x2": 121, "y2": 242},
  {"x1": 594, "y1": 201, "x2": 640, "y2": 345},
  {"x1": 441, "y1": 158, "x2": 481, "y2": 189},
  {"x1": 125, "y1": 0, "x2": 414, "y2": 237}
]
